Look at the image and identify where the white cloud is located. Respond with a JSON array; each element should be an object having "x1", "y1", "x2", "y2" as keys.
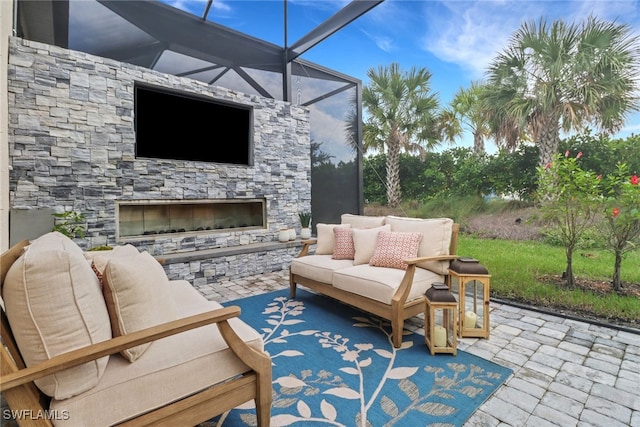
[
  {"x1": 361, "y1": 29, "x2": 395, "y2": 52},
  {"x1": 420, "y1": 0, "x2": 640, "y2": 80}
]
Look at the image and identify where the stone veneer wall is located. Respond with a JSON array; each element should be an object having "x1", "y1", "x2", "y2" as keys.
[{"x1": 7, "y1": 37, "x2": 311, "y2": 284}]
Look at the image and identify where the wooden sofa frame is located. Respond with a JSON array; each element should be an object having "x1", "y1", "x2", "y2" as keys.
[
  {"x1": 0, "y1": 240, "x2": 272, "y2": 427},
  {"x1": 290, "y1": 224, "x2": 459, "y2": 348}
]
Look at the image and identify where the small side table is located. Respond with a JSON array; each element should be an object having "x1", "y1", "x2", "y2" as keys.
[{"x1": 424, "y1": 283, "x2": 458, "y2": 356}]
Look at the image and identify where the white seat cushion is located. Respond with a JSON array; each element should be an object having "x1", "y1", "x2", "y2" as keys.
[
  {"x1": 332, "y1": 265, "x2": 444, "y2": 305},
  {"x1": 291, "y1": 254, "x2": 354, "y2": 284},
  {"x1": 49, "y1": 280, "x2": 264, "y2": 427}
]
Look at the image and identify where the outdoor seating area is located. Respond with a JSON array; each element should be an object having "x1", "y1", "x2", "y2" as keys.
[
  {"x1": 1, "y1": 232, "x2": 639, "y2": 425},
  {"x1": 1, "y1": 1, "x2": 639, "y2": 426}
]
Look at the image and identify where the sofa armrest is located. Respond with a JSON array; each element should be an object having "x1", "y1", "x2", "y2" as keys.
[
  {"x1": 403, "y1": 255, "x2": 459, "y2": 265},
  {"x1": 1, "y1": 306, "x2": 253, "y2": 392},
  {"x1": 391, "y1": 255, "x2": 459, "y2": 305},
  {"x1": 296, "y1": 239, "x2": 317, "y2": 257}
]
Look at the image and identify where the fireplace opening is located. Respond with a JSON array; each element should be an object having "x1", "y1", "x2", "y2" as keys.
[{"x1": 117, "y1": 199, "x2": 266, "y2": 239}]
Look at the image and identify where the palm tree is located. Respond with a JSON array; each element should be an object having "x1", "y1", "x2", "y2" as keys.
[
  {"x1": 448, "y1": 81, "x2": 492, "y2": 156},
  {"x1": 484, "y1": 16, "x2": 640, "y2": 168},
  {"x1": 362, "y1": 63, "x2": 440, "y2": 207}
]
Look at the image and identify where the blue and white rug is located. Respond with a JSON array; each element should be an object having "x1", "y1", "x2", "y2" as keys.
[{"x1": 213, "y1": 289, "x2": 512, "y2": 426}]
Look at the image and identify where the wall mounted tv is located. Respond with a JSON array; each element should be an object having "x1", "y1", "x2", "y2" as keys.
[{"x1": 134, "y1": 84, "x2": 253, "y2": 165}]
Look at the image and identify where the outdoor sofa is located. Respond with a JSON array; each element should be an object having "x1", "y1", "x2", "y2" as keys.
[
  {"x1": 290, "y1": 214, "x2": 459, "y2": 348},
  {"x1": 0, "y1": 232, "x2": 272, "y2": 426}
]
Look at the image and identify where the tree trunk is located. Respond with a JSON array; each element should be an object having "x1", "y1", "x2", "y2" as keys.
[
  {"x1": 612, "y1": 249, "x2": 623, "y2": 292},
  {"x1": 386, "y1": 141, "x2": 401, "y2": 207},
  {"x1": 536, "y1": 116, "x2": 560, "y2": 168},
  {"x1": 565, "y1": 246, "x2": 575, "y2": 287},
  {"x1": 473, "y1": 131, "x2": 485, "y2": 156}
]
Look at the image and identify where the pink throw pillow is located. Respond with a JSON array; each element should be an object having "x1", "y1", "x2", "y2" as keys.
[
  {"x1": 369, "y1": 231, "x2": 423, "y2": 270},
  {"x1": 332, "y1": 227, "x2": 355, "y2": 260}
]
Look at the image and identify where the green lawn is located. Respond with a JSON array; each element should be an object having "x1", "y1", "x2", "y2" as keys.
[{"x1": 457, "y1": 237, "x2": 640, "y2": 326}]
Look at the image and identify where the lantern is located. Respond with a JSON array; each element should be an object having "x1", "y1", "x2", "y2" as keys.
[
  {"x1": 447, "y1": 258, "x2": 490, "y2": 339},
  {"x1": 424, "y1": 283, "x2": 458, "y2": 356}
]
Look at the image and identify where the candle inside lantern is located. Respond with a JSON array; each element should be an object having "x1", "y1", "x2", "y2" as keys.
[
  {"x1": 434, "y1": 325, "x2": 447, "y2": 347},
  {"x1": 465, "y1": 311, "x2": 478, "y2": 328}
]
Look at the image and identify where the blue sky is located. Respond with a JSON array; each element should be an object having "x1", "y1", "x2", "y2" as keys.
[{"x1": 172, "y1": 0, "x2": 640, "y2": 153}]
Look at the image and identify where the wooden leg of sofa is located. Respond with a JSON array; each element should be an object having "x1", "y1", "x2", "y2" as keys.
[
  {"x1": 289, "y1": 272, "x2": 297, "y2": 298},
  {"x1": 254, "y1": 376, "x2": 272, "y2": 427},
  {"x1": 391, "y1": 317, "x2": 403, "y2": 348}
]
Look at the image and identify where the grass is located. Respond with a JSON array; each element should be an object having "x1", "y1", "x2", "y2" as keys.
[{"x1": 458, "y1": 237, "x2": 640, "y2": 326}]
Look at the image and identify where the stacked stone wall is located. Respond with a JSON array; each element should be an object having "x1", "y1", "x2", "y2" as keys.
[{"x1": 7, "y1": 37, "x2": 311, "y2": 282}]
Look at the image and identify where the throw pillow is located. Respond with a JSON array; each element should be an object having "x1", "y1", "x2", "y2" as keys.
[
  {"x1": 102, "y1": 251, "x2": 178, "y2": 362},
  {"x1": 352, "y1": 224, "x2": 391, "y2": 265},
  {"x1": 369, "y1": 231, "x2": 423, "y2": 270},
  {"x1": 332, "y1": 227, "x2": 355, "y2": 260},
  {"x1": 316, "y1": 223, "x2": 351, "y2": 255},
  {"x1": 2, "y1": 232, "x2": 112, "y2": 399}
]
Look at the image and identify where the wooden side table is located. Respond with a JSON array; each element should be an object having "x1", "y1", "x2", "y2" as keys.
[{"x1": 424, "y1": 283, "x2": 458, "y2": 356}]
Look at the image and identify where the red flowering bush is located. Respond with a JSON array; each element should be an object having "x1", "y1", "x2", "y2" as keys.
[
  {"x1": 599, "y1": 164, "x2": 640, "y2": 291},
  {"x1": 537, "y1": 151, "x2": 601, "y2": 287}
]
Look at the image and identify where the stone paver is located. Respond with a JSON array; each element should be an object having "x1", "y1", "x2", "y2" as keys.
[{"x1": 214, "y1": 269, "x2": 640, "y2": 427}]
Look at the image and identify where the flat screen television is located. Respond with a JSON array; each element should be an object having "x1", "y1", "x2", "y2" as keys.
[{"x1": 134, "y1": 84, "x2": 253, "y2": 165}]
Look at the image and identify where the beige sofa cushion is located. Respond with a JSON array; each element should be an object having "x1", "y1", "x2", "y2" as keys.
[
  {"x1": 49, "y1": 280, "x2": 264, "y2": 427},
  {"x1": 352, "y1": 224, "x2": 391, "y2": 265},
  {"x1": 291, "y1": 254, "x2": 355, "y2": 284},
  {"x1": 341, "y1": 213, "x2": 386, "y2": 228},
  {"x1": 384, "y1": 216, "x2": 454, "y2": 274},
  {"x1": 316, "y1": 223, "x2": 351, "y2": 255},
  {"x1": 102, "y1": 251, "x2": 178, "y2": 362},
  {"x1": 2, "y1": 232, "x2": 112, "y2": 399},
  {"x1": 332, "y1": 264, "x2": 444, "y2": 305}
]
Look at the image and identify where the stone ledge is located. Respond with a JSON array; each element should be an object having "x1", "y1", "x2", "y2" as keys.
[{"x1": 157, "y1": 240, "x2": 305, "y2": 265}]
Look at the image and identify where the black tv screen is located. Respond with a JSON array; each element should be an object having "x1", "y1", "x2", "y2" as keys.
[{"x1": 134, "y1": 84, "x2": 253, "y2": 165}]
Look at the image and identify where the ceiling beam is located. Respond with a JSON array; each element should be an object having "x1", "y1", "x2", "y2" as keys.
[
  {"x1": 98, "y1": 0, "x2": 284, "y2": 73},
  {"x1": 286, "y1": 0, "x2": 383, "y2": 62}
]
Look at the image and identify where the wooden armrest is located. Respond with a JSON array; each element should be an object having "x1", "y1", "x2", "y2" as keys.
[
  {"x1": 0, "y1": 306, "x2": 242, "y2": 392},
  {"x1": 403, "y1": 255, "x2": 459, "y2": 265},
  {"x1": 296, "y1": 239, "x2": 317, "y2": 257}
]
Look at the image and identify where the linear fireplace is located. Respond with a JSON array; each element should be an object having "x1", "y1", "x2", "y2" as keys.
[{"x1": 116, "y1": 199, "x2": 266, "y2": 240}]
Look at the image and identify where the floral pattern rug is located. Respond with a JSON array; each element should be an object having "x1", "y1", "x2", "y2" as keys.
[{"x1": 211, "y1": 289, "x2": 512, "y2": 427}]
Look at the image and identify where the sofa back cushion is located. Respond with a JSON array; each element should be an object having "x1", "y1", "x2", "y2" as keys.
[
  {"x1": 2, "y1": 232, "x2": 112, "y2": 399},
  {"x1": 383, "y1": 216, "x2": 454, "y2": 274},
  {"x1": 341, "y1": 214, "x2": 386, "y2": 229},
  {"x1": 102, "y1": 251, "x2": 179, "y2": 362}
]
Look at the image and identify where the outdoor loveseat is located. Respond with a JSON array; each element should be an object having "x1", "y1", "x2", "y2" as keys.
[
  {"x1": 290, "y1": 214, "x2": 459, "y2": 348},
  {"x1": 0, "y1": 232, "x2": 272, "y2": 426}
]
